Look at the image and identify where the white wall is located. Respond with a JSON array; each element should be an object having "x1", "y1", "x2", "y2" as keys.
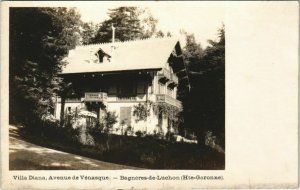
[{"x1": 106, "y1": 101, "x2": 161, "y2": 134}]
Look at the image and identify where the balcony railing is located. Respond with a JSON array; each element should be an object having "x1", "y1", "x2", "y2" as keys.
[
  {"x1": 57, "y1": 98, "x2": 82, "y2": 103},
  {"x1": 116, "y1": 96, "x2": 137, "y2": 101},
  {"x1": 156, "y1": 94, "x2": 182, "y2": 108},
  {"x1": 85, "y1": 92, "x2": 107, "y2": 102}
]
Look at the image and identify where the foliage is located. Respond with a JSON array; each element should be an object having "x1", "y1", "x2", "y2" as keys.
[
  {"x1": 176, "y1": 33, "x2": 203, "y2": 100},
  {"x1": 80, "y1": 22, "x2": 98, "y2": 45},
  {"x1": 85, "y1": 109, "x2": 118, "y2": 150},
  {"x1": 91, "y1": 7, "x2": 158, "y2": 43},
  {"x1": 102, "y1": 110, "x2": 118, "y2": 132},
  {"x1": 183, "y1": 33, "x2": 204, "y2": 72},
  {"x1": 133, "y1": 103, "x2": 150, "y2": 122},
  {"x1": 155, "y1": 30, "x2": 172, "y2": 38},
  {"x1": 152, "y1": 102, "x2": 181, "y2": 135},
  {"x1": 152, "y1": 102, "x2": 181, "y2": 123},
  {"x1": 135, "y1": 130, "x2": 143, "y2": 138},
  {"x1": 181, "y1": 25, "x2": 225, "y2": 147},
  {"x1": 19, "y1": 124, "x2": 225, "y2": 169},
  {"x1": 138, "y1": 8, "x2": 158, "y2": 38},
  {"x1": 152, "y1": 128, "x2": 165, "y2": 140},
  {"x1": 41, "y1": 112, "x2": 59, "y2": 128},
  {"x1": 9, "y1": 8, "x2": 82, "y2": 126},
  {"x1": 166, "y1": 31, "x2": 172, "y2": 37},
  {"x1": 124, "y1": 125, "x2": 134, "y2": 136},
  {"x1": 205, "y1": 131, "x2": 225, "y2": 154},
  {"x1": 155, "y1": 30, "x2": 165, "y2": 38}
]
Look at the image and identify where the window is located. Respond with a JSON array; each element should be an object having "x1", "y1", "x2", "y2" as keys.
[
  {"x1": 118, "y1": 82, "x2": 137, "y2": 97},
  {"x1": 120, "y1": 107, "x2": 132, "y2": 126},
  {"x1": 137, "y1": 81, "x2": 146, "y2": 94},
  {"x1": 108, "y1": 86, "x2": 117, "y2": 95}
]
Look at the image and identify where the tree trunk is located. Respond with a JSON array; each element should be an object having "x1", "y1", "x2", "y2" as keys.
[{"x1": 60, "y1": 95, "x2": 65, "y2": 127}]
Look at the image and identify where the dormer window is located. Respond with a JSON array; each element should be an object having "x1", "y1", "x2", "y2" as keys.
[{"x1": 95, "y1": 48, "x2": 111, "y2": 63}]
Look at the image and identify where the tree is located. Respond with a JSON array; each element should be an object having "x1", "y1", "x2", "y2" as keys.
[
  {"x1": 91, "y1": 7, "x2": 158, "y2": 43},
  {"x1": 166, "y1": 31, "x2": 172, "y2": 37},
  {"x1": 181, "y1": 26, "x2": 225, "y2": 148},
  {"x1": 9, "y1": 8, "x2": 82, "y2": 126},
  {"x1": 177, "y1": 33, "x2": 204, "y2": 101},
  {"x1": 155, "y1": 30, "x2": 165, "y2": 38},
  {"x1": 80, "y1": 22, "x2": 98, "y2": 45},
  {"x1": 139, "y1": 8, "x2": 158, "y2": 38},
  {"x1": 183, "y1": 33, "x2": 204, "y2": 73},
  {"x1": 104, "y1": 110, "x2": 118, "y2": 150}
]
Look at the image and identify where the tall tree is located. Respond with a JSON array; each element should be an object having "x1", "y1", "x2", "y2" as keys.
[
  {"x1": 9, "y1": 8, "x2": 82, "y2": 126},
  {"x1": 80, "y1": 22, "x2": 98, "y2": 45},
  {"x1": 91, "y1": 7, "x2": 158, "y2": 43},
  {"x1": 139, "y1": 7, "x2": 158, "y2": 38},
  {"x1": 177, "y1": 33, "x2": 203, "y2": 100},
  {"x1": 181, "y1": 26, "x2": 225, "y2": 148},
  {"x1": 183, "y1": 33, "x2": 204, "y2": 74},
  {"x1": 177, "y1": 33, "x2": 203, "y2": 135}
]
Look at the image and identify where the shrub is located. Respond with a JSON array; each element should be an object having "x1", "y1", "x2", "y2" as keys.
[
  {"x1": 205, "y1": 131, "x2": 225, "y2": 154},
  {"x1": 135, "y1": 130, "x2": 143, "y2": 137},
  {"x1": 124, "y1": 125, "x2": 133, "y2": 136},
  {"x1": 102, "y1": 110, "x2": 118, "y2": 133},
  {"x1": 133, "y1": 103, "x2": 150, "y2": 122}
]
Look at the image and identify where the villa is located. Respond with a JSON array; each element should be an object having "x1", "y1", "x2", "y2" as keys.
[{"x1": 54, "y1": 37, "x2": 189, "y2": 136}]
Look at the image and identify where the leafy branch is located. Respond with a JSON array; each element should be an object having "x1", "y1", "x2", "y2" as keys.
[{"x1": 133, "y1": 103, "x2": 150, "y2": 122}]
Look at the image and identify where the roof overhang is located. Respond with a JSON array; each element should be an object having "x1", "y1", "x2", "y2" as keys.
[{"x1": 59, "y1": 68, "x2": 161, "y2": 76}]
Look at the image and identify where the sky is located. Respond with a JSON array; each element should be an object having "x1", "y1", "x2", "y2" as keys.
[{"x1": 76, "y1": 2, "x2": 225, "y2": 48}]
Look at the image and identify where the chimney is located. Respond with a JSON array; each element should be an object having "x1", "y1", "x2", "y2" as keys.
[{"x1": 111, "y1": 24, "x2": 116, "y2": 63}]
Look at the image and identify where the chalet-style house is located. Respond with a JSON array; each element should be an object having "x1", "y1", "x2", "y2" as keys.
[{"x1": 54, "y1": 37, "x2": 189, "y2": 136}]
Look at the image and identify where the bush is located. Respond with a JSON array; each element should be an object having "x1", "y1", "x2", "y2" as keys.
[
  {"x1": 17, "y1": 116, "x2": 225, "y2": 169},
  {"x1": 152, "y1": 131, "x2": 164, "y2": 140},
  {"x1": 133, "y1": 103, "x2": 150, "y2": 122},
  {"x1": 124, "y1": 125, "x2": 133, "y2": 136},
  {"x1": 135, "y1": 130, "x2": 143, "y2": 137},
  {"x1": 103, "y1": 111, "x2": 118, "y2": 131}
]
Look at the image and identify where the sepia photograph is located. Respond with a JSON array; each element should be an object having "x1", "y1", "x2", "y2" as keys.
[
  {"x1": 9, "y1": 4, "x2": 225, "y2": 170},
  {"x1": 1, "y1": 1, "x2": 298, "y2": 189}
]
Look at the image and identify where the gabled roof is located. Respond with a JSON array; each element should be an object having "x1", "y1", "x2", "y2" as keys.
[{"x1": 62, "y1": 37, "x2": 181, "y2": 74}]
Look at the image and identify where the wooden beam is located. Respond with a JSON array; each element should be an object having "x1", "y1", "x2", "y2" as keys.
[
  {"x1": 175, "y1": 69, "x2": 186, "y2": 74},
  {"x1": 180, "y1": 76, "x2": 189, "y2": 80}
]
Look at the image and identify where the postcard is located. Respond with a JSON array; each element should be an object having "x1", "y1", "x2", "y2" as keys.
[{"x1": 0, "y1": 1, "x2": 298, "y2": 189}]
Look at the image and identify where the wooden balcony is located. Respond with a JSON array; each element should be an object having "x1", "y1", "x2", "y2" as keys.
[
  {"x1": 156, "y1": 94, "x2": 182, "y2": 108},
  {"x1": 158, "y1": 68, "x2": 178, "y2": 84},
  {"x1": 84, "y1": 92, "x2": 107, "y2": 102}
]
